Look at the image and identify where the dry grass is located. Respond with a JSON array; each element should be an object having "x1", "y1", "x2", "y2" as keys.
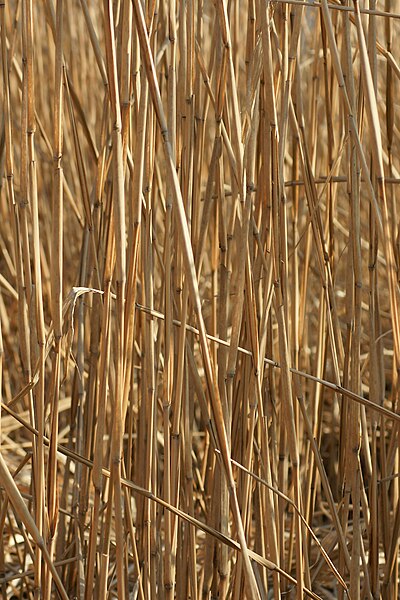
[{"x1": 0, "y1": 0, "x2": 400, "y2": 598}]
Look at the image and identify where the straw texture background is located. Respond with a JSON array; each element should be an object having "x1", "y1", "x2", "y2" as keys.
[{"x1": 0, "y1": 0, "x2": 400, "y2": 598}]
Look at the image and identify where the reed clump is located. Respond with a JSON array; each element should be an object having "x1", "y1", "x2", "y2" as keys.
[{"x1": 0, "y1": 0, "x2": 400, "y2": 598}]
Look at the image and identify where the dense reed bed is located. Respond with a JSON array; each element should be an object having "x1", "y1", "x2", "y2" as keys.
[{"x1": 1, "y1": 0, "x2": 400, "y2": 598}]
